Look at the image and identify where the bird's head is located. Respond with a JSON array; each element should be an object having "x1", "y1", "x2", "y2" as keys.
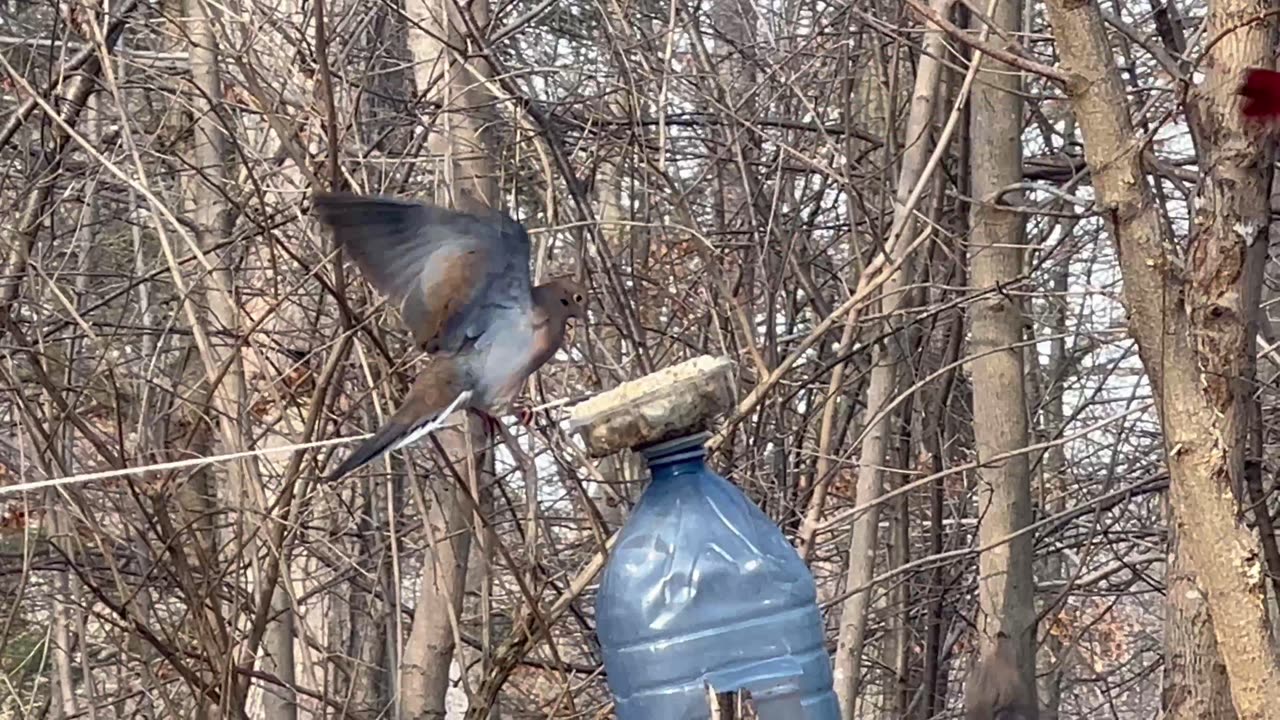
[{"x1": 536, "y1": 277, "x2": 587, "y2": 322}]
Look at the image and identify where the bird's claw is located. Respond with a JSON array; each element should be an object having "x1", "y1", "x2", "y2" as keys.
[
  {"x1": 506, "y1": 397, "x2": 537, "y2": 428},
  {"x1": 471, "y1": 408, "x2": 501, "y2": 434},
  {"x1": 471, "y1": 402, "x2": 536, "y2": 433}
]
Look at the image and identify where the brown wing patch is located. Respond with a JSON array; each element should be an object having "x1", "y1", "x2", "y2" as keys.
[{"x1": 402, "y1": 247, "x2": 486, "y2": 350}]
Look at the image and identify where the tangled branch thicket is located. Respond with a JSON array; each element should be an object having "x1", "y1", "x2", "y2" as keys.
[{"x1": 1, "y1": 0, "x2": 1268, "y2": 716}]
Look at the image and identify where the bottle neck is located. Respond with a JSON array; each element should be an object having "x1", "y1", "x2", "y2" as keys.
[{"x1": 638, "y1": 432, "x2": 712, "y2": 480}]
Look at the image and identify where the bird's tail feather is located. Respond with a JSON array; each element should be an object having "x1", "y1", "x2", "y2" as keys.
[
  {"x1": 390, "y1": 390, "x2": 473, "y2": 451},
  {"x1": 324, "y1": 389, "x2": 473, "y2": 483},
  {"x1": 324, "y1": 419, "x2": 413, "y2": 483}
]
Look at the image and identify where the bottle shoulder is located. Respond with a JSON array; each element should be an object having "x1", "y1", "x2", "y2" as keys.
[{"x1": 597, "y1": 468, "x2": 818, "y2": 639}]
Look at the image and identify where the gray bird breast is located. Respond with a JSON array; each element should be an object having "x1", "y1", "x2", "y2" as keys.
[{"x1": 465, "y1": 312, "x2": 538, "y2": 409}]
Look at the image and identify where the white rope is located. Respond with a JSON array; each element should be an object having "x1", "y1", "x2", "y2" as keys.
[
  {"x1": 0, "y1": 433, "x2": 372, "y2": 496},
  {"x1": 0, "y1": 396, "x2": 577, "y2": 496}
]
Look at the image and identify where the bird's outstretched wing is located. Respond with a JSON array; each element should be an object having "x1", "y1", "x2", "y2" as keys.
[{"x1": 313, "y1": 192, "x2": 534, "y2": 354}]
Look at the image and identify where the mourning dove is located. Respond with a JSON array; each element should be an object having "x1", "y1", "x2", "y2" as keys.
[{"x1": 314, "y1": 192, "x2": 586, "y2": 483}]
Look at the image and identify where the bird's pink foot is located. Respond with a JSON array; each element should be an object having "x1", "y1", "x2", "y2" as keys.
[
  {"x1": 511, "y1": 398, "x2": 536, "y2": 428},
  {"x1": 471, "y1": 408, "x2": 502, "y2": 434},
  {"x1": 470, "y1": 403, "x2": 537, "y2": 433}
]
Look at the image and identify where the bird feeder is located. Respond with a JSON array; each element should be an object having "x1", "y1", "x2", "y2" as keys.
[{"x1": 569, "y1": 356, "x2": 840, "y2": 720}]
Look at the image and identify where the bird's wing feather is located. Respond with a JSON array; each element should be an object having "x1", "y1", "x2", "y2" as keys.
[{"x1": 313, "y1": 192, "x2": 533, "y2": 351}]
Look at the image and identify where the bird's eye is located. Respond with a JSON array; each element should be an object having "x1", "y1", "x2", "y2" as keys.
[{"x1": 573, "y1": 294, "x2": 584, "y2": 303}]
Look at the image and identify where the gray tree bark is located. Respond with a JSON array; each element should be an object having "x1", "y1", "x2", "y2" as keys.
[
  {"x1": 830, "y1": 3, "x2": 952, "y2": 712},
  {"x1": 1040, "y1": 0, "x2": 1280, "y2": 713},
  {"x1": 1164, "y1": 518, "x2": 1236, "y2": 718},
  {"x1": 965, "y1": 0, "x2": 1037, "y2": 708},
  {"x1": 183, "y1": 0, "x2": 295, "y2": 714}
]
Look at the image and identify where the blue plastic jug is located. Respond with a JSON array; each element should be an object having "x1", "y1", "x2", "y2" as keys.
[{"x1": 596, "y1": 432, "x2": 839, "y2": 720}]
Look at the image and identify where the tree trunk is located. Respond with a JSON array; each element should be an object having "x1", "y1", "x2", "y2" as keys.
[
  {"x1": 405, "y1": 0, "x2": 499, "y2": 212},
  {"x1": 1164, "y1": 517, "x2": 1236, "y2": 718},
  {"x1": 327, "y1": 501, "x2": 391, "y2": 712},
  {"x1": 1037, "y1": 248, "x2": 1072, "y2": 718},
  {"x1": 885, "y1": 397, "x2": 915, "y2": 720},
  {"x1": 402, "y1": 442, "x2": 480, "y2": 719},
  {"x1": 831, "y1": 2, "x2": 951, "y2": 711},
  {"x1": 965, "y1": 0, "x2": 1037, "y2": 707},
  {"x1": 1039, "y1": 0, "x2": 1280, "y2": 714},
  {"x1": 400, "y1": 0, "x2": 499, "y2": 714},
  {"x1": 183, "y1": 0, "x2": 294, "y2": 716},
  {"x1": 918, "y1": 304, "x2": 963, "y2": 720},
  {"x1": 48, "y1": 505, "x2": 78, "y2": 719}
]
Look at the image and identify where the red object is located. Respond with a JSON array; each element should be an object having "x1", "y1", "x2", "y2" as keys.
[{"x1": 1239, "y1": 67, "x2": 1280, "y2": 120}]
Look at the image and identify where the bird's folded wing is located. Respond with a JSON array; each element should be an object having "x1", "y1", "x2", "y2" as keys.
[{"x1": 313, "y1": 192, "x2": 534, "y2": 352}]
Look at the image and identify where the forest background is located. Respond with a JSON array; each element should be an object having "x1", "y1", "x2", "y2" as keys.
[{"x1": 1, "y1": 0, "x2": 1278, "y2": 716}]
